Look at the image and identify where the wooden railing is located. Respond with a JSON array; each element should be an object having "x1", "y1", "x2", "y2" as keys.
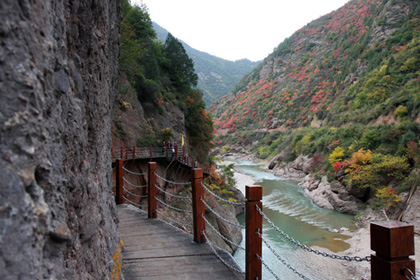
[
  {"x1": 114, "y1": 161, "x2": 417, "y2": 280},
  {"x1": 111, "y1": 146, "x2": 211, "y2": 173}
]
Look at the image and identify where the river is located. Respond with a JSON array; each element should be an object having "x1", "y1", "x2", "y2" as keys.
[{"x1": 229, "y1": 160, "x2": 358, "y2": 280}]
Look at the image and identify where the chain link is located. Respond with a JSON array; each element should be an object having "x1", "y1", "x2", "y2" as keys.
[
  {"x1": 256, "y1": 254, "x2": 281, "y2": 280},
  {"x1": 156, "y1": 209, "x2": 192, "y2": 232},
  {"x1": 201, "y1": 182, "x2": 245, "y2": 206},
  {"x1": 155, "y1": 172, "x2": 191, "y2": 185},
  {"x1": 123, "y1": 177, "x2": 147, "y2": 188},
  {"x1": 201, "y1": 198, "x2": 245, "y2": 228},
  {"x1": 122, "y1": 167, "x2": 147, "y2": 176},
  {"x1": 403, "y1": 268, "x2": 419, "y2": 280},
  {"x1": 155, "y1": 184, "x2": 191, "y2": 200},
  {"x1": 123, "y1": 196, "x2": 147, "y2": 212},
  {"x1": 257, "y1": 230, "x2": 311, "y2": 280},
  {"x1": 255, "y1": 205, "x2": 371, "y2": 262},
  {"x1": 202, "y1": 231, "x2": 245, "y2": 274},
  {"x1": 123, "y1": 186, "x2": 148, "y2": 198},
  {"x1": 156, "y1": 211, "x2": 193, "y2": 237},
  {"x1": 155, "y1": 196, "x2": 193, "y2": 213},
  {"x1": 202, "y1": 214, "x2": 245, "y2": 250}
]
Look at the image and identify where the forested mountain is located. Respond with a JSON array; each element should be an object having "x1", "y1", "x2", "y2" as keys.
[
  {"x1": 211, "y1": 0, "x2": 420, "y2": 209},
  {"x1": 153, "y1": 22, "x2": 260, "y2": 105},
  {"x1": 115, "y1": 0, "x2": 213, "y2": 161}
]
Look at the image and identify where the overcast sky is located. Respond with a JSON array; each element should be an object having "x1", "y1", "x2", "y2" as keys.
[{"x1": 132, "y1": 0, "x2": 350, "y2": 62}]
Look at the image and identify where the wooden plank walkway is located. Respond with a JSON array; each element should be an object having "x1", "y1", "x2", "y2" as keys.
[{"x1": 118, "y1": 204, "x2": 243, "y2": 280}]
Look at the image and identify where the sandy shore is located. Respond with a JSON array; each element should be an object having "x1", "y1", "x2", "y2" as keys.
[{"x1": 224, "y1": 156, "x2": 420, "y2": 279}]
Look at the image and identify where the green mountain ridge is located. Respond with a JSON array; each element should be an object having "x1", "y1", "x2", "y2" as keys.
[{"x1": 152, "y1": 22, "x2": 260, "y2": 105}]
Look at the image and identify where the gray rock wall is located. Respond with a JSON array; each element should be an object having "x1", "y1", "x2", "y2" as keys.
[{"x1": 0, "y1": 0, "x2": 120, "y2": 279}]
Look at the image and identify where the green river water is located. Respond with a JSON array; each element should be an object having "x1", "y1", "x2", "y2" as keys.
[{"x1": 231, "y1": 160, "x2": 357, "y2": 280}]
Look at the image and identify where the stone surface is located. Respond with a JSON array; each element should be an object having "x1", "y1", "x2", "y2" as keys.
[
  {"x1": 402, "y1": 189, "x2": 420, "y2": 234},
  {"x1": 0, "y1": 0, "x2": 120, "y2": 279}
]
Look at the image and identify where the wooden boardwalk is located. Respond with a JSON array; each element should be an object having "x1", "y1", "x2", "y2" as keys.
[{"x1": 118, "y1": 205, "x2": 243, "y2": 280}]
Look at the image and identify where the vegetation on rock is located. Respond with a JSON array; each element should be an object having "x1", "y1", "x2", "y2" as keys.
[{"x1": 118, "y1": 0, "x2": 213, "y2": 161}]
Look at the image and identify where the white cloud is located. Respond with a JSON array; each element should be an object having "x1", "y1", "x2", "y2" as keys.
[{"x1": 132, "y1": 0, "x2": 349, "y2": 61}]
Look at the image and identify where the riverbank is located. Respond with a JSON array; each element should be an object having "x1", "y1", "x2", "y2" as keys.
[{"x1": 221, "y1": 153, "x2": 420, "y2": 279}]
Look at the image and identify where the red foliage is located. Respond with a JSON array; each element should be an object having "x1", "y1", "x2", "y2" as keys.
[{"x1": 333, "y1": 161, "x2": 342, "y2": 173}]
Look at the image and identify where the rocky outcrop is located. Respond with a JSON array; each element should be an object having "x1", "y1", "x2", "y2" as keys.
[
  {"x1": 0, "y1": 1, "x2": 120, "y2": 279},
  {"x1": 300, "y1": 175, "x2": 364, "y2": 214},
  {"x1": 270, "y1": 154, "x2": 364, "y2": 214}
]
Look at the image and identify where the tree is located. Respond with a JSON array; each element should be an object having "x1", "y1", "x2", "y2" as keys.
[{"x1": 163, "y1": 33, "x2": 198, "y2": 92}]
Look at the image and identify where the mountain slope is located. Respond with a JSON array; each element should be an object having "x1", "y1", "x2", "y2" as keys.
[
  {"x1": 210, "y1": 0, "x2": 420, "y2": 214},
  {"x1": 153, "y1": 22, "x2": 260, "y2": 105},
  {"x1": 211, "y1": 0, "x2": 420, "y2": 131}
]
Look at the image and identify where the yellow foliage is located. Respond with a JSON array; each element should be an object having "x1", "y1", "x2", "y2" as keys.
[
  {"x1": 329, "y1": 146, "x2": 345, "y2": 165},
  {"x1": 376, "y1": 187, "x2": 401, "y2": 208},
  {"x1": 351, "y1": 148, "x2": 372, "y2": 166}
]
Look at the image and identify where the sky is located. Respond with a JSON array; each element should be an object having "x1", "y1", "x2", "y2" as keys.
[{"x1": 132, "y1": 0, "x2": 350, "y2": 62}]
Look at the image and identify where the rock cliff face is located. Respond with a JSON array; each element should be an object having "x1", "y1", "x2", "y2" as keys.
[{"x1": 0, "y1": 0, "x2": 120, "y2": 279}]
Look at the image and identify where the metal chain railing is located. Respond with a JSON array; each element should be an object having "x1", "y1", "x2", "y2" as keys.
[
  {"x1": 202, "y1": 215, "x2": 245, "y2": 250},
  {"x1": 123, "y1": 196, "x2": 147, "y2": 213},
  {"x1": 255, "y1": 205, "x2": 371, "y2": 262},
  {"x1": 155, "y1": 210, "x2": 193, "y2": 237},
  {"x1": 256, "y1": 254, "x2": 281, "y2": 280},
  {"x1": 155, "y1": 184, "x2": 191, "y2": 200},
  {"x1": 122, "y1": 167, "x2": 147, "y2": 176},
  {"x1": 123, "y1": 186, "x2": 148, "y2": 198},
  {"x1": 123, "y1": 177, "x2": 147, "y2": 188},
  {"x1": 155, "y1": 172, "x2": 191, "y2": 185},
  {"x1": 155, "y1": 196, "x2": 193, "y2": 213},
  {"x1": 403, "y1": 268, "x2": 419, "y2": 280},
  {"x1": 156, "y1": 209, "x2": 192, "y2": 233},
  {"x1": 202, "y1": 230, "x2": 245, "y2": 274},
  {"x1": 201, "y1": 198, "x2": 245, "y2": 229},
  {"x1": 257, "y1": 230, "x2": 311, "y2": 280},
  {"x1": 201, "y1": 182, "x2": 245, "y2": 206}
]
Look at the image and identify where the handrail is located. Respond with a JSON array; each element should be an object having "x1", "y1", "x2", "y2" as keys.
[{"x1": 113, "y1": 160, "x2": 417, "y2": 280}]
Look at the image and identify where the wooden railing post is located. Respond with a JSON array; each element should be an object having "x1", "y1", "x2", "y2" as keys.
[
  {"x1": 148, "y1": 162, "x2": 157, "y2": 219},
  {"x1": 120, "y1": 147, "x2": 123, "y2": 160},
  {"x1": 115, "y1": 159, "x2": 124, "y2": 204},
  {"x1": 125, "y1": 146, "x2": 128, "y2": 159},
  {"x1": 371, "y1": 221, "x2": 415, "y2": 280},
  {"x1": 175, "y1": 142, "x2": 179, "y2": 159},
  {"x1": 133, "y1": 146, "x2": 136, "y2": 158},
  {"x1": 150, "y1": 145, "x2": 153, "y2": 160},
  {"x1": 191, "y1": 168, "x2": 205, "y2": 243},
  {"x1": 246, "y1": 185, "x2": 263, "y2": 280}
]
